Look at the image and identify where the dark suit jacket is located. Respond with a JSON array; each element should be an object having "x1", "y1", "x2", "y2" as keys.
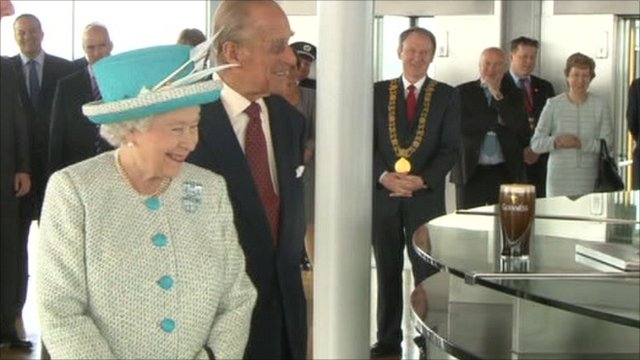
[
  {"x1": 450, "y1": 79, "x2": 530, "y2": 185},
  {"x1": 628, "y1": 77, "x2": 640, "y2": 189},
  {"x1": 373, "y1": 77, "x2": 461, "y2": 222},
  {"x1": 501, "y1": 73, "x2": 555, "y2": 136},
  {"x1": 11, "y1": 53, "x2": 73, "y2": 217},
  {"x1": 1, "y1": 57, "x2": 30, "y2": 213},
  {"x1": 49, "y1": 67, "x2": 112, "y2": 174},
  {"x1": 71, "y1": 57, "x2": 88, "y2": 71},
  {"x1": 188, "y1": 95, "x2": 307, "y2": 359},
  {"x1": 1, "y1": 57, "x2": 30, "y2": 317}
]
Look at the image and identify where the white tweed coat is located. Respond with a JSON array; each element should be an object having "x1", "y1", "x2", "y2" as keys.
[
  {"x1": 530, "y1": 92, "x2": 613, "y2": 197},
  {"x1": 37, "y1": 151, "x2": 257, "y2": 359}
]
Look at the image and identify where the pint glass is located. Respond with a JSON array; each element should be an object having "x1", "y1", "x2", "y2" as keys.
[{"x1": 499, "y1": 184, "x2": 536, "y2": 258}]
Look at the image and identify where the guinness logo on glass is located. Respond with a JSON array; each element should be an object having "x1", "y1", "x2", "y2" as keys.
[{"x1": 499, "y1": 184, "x2": 536, "y2": 258}]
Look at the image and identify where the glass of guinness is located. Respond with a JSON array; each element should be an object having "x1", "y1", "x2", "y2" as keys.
[{"x1": 499, "y1": 184, "x2": 536, "y2": 261}]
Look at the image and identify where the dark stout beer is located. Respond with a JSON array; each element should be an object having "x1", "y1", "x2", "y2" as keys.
[{"x1": 499, "y1": 184, "x2": 536, "y2": 258}]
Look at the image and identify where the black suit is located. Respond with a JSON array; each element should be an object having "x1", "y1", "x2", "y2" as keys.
[
  {"x1": 627, "y1": 78, "x2": 639, "y2": 190},
  {"x1": 372, "y1": 77, "x2": 460, "y2": 348},
  {"x1": 502, "y1": 74, "x2": 555, "y2": 196},
  {"x1": 10, "y1": 53, "x2": 73, "y2": 311},
  {"x1": 11, "y1": 53, "x2": 73, "y2": 215},
  {"x1": 49, "y1": 67, "x2": 113, "y2": 175},
  {"x1": 0, "y1": 57, "x2": 30, "y2": 339},
  {"x1": 188, "y1": 95, "x2": 307, "y2": 359},
  {"x1": 71, "y1": 57, "x2": 88, "y2": 71},
  {"x1": 451, "y1": 79, "x2": 529, "y2": 209}
]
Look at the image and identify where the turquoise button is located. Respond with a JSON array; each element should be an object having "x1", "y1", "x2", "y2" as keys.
[
  {"x1": 160, "y1": 318, "x2": 175, "y2": 333},
  {"x1": 158, "y1": 275, "x2": 174, "y2": 290},
  {"x1": 145, "y1": 197, "x2": 161, "y2": 210},
  {"x1": 152, "y1": 233, "x2": 167, "y2": 247}
]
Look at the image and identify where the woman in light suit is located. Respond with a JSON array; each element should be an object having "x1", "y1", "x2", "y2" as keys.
[
  {"x1": 37, "y1": 44, "x2": 256, "y2": 359},
  {"x1": 531, "y1": 52, "x2": 613, "y2": 197}
]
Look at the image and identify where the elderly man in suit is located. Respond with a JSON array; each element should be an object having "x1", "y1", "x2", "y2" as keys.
[
  {"x1": 48, "y1": 22, "x2": 114, "y2": 175},
  {"x1": 187, "y1": 1, "x2": 307, "y2": 359},
  {"x1": 451, "y1": 47, "x2": 530, "y2": 209},
  {"x1": 1, "y1": 0, "x2": 32, "y2": 349},
  {"x1": 371, "y1": 26, "x2": 460, "y2": 358},
  {"x1": 502, "y1": 36, "x2": 555, "y2": 197}
]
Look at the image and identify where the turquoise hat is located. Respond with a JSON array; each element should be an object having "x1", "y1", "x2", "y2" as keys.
[{"x1": 82, "y1": 44, "x2": 221, "y2": 124}]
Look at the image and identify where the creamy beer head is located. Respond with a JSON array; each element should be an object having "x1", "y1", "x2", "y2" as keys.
[{"x1": 499, "y1": 184, "x2": 536, "y2": 258}]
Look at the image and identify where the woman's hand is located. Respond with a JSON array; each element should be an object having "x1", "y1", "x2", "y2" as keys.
[{"x1": 554, "y1": 134, "x2": 582, "y2": 149}]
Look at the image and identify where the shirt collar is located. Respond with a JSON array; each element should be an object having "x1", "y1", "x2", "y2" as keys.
[
  {"x1": 20, "y1": 51, "x2": 44, "y2": 66},
  {"x1": 87, "y1": 64, "x2": 96, "y2": 78},
  {"x1": 509, "y1": 69, "x2": 530, "y2": 85},
  {"x1": 220, "y1": 80, "x2": 267, "y2": 118},
  {"x1": 402, "y1": 74, "x2": 427, "y2": 92}
]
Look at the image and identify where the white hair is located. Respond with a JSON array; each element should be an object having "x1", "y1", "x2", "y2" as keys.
[{"x1": 99, "y1": 115, "x2": 154, "y2": 147}]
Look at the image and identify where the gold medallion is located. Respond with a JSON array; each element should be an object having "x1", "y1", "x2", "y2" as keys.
[
  {"x1": 394, "y1": 157, "x2": 412, "y2": 173},
  {"x1": 386, "y1": 79, "x2": 437, "y2": 175}
]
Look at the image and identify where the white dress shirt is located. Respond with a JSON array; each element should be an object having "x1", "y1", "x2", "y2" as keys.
[
  {"x1": 220, "y1": 81, "x2": 279, "y2": 194},
  {"x1": 19, "y1": 51, "x2": 44, "y2": 95}
]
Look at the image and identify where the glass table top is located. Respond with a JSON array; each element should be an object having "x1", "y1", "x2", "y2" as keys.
[{"x1": 414, "y1": 190, "x2": 640, "y2": 327}]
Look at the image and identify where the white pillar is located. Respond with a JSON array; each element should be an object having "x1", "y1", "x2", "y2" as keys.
[{"x1": 314, "y1": 1, "x2": 374, "y2": 359}]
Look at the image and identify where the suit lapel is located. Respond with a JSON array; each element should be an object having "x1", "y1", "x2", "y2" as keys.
[
  {"x1": 199, "y1": 101, "x2": 275, "y2": 251},
  {"x1": 265, "y1": 96, "x2": 293, "y2": 249},
  {"x1": 80, "y1": 69, "x2": 93, "y2": 103},
  {"x1": 11, "y1": 56, "x2": 30, "y2": 109}
]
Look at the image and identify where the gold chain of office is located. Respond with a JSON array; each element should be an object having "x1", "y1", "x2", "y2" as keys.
[{"x1": 387, "y1": 78, "x2": 437, "y2": 169}]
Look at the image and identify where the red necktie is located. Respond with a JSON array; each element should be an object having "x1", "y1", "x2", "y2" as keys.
[
  {"x1": 519, "y1": 78, "x2": 533, "y2": 115},
  {"x1": 244, "y1": 102, "x2": 280, "y2": 246},
  {"x1": 406, "y1": 84, "x2": 417, "y2": 125}
]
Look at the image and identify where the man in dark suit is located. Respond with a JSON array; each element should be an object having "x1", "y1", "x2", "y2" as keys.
[
  {"x1": 11, "y1": 13, "x2": 74, "y2": 314},
  {"x1": 502, "y1": 36, "x2": 555, "y2": 197},
  {"x1": 0, "y1": 57, "x2": 32, "y2": 350},
  {"x1": 187, "y1": 1, "x2": 307, "y2": 359},
  {"x1": 627, "y1": 77, "x2": 639, "y2": 190},
  {"x1": 451, "y1": 47, "x2": 530, "y2": 209},
  {"x1": 371, "y1": 27, "x2": 460, "y2": 358},
  {"x1": 49, "y1": 23, "x2": 114, "y2": 175},
  {"x1": 1, "y1": 0, "x2": 32, "y2": 349}
]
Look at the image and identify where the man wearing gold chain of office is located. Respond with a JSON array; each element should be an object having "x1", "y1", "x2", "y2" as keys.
[{"x1": 371, "y1": 26, "x2": 461, "y2": 358}]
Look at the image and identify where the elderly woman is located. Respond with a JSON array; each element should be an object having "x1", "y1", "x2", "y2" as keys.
[
  {"x1": 36, "y1": 45, "x2": 256, "y2": 359},
  {"x1": 530, "y1": 52, "x2": 613, "y2": 197}
]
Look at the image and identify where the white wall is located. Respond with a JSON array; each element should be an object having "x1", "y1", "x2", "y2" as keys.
[
  {"x1": 433, "y1": 14, "x2": 502, "y2": 87},
  {"x1": 540, "y1": 3, "x2": 616, "y2": 102}
]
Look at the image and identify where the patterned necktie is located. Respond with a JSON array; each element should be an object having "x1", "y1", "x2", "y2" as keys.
[
  {"x1": 519, "y1": 78, "x2": 533, "y2": 115},
  {"x1": 28, "y1": 59, "x2": 40, "y2": 106},
  {"x1": 244, "y1": 102, "x2": 280, "y2": 246},
  {"x1": 406, "y1": 84, "x2": 417, "y2": 125}
]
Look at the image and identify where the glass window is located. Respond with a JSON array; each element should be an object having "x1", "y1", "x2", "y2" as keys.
[
  {"x1": 1, "y1": 0, "x2": 73, "y2": 58},
  {"x1": 375, "y1": 16, "x2": 409, "y2": 81},
  {"x1": 1, "y1": 0, "x2": 208, "y2": 59},
  {"x1": 72, "y1": 0, "x2": 208, "y2": 59}
]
